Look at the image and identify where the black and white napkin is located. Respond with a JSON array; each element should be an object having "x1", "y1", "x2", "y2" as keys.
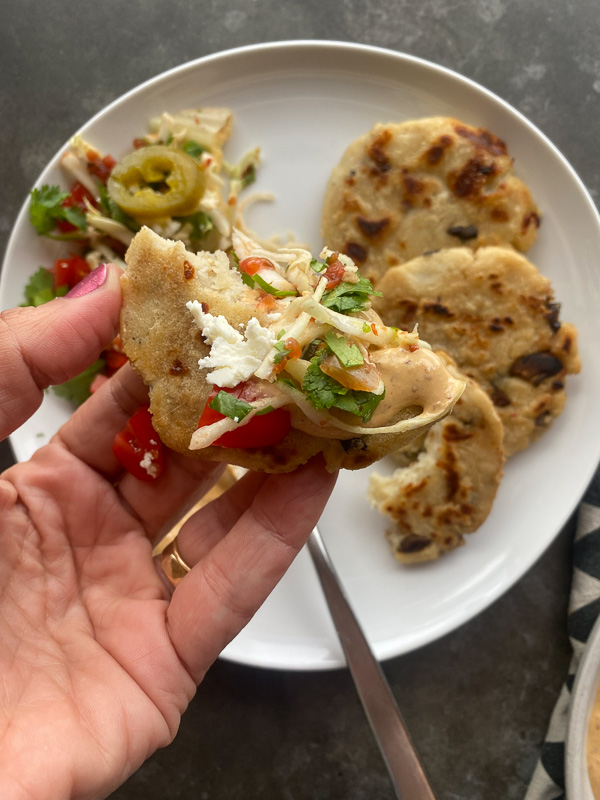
[{"x1": 525, "y1": 464, "x2": 600, "y2": 800}]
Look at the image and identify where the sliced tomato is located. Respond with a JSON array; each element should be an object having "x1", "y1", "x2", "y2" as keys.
[
  {"x1": 113, "y1": 406, "x2": 165, "y2": 481},
  {"x1": 198, "y1": 385, "x2": 291, "y2": 448},
  {"x1": 53, "y1": 254, "x2": 91, "y2": 290}
]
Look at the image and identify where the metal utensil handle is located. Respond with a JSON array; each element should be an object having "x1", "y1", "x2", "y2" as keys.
[{"x1": 307, "y1": 527, "x2": 437, "y2": 800}]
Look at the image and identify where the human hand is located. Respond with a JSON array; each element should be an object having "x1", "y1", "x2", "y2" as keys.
[{"x1": 0, "y1": 264, "x2": 337, "y2": 799}]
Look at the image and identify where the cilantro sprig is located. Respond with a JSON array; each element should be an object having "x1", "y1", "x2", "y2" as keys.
[
  {"x1": 301, "y1": 353, "x2": 383, "y2": 423},
  {"x1": 29, "y1": 185, "x2": 88, "y2": 237},
  {"x1": 321, "y1": 276, "x2": 382, "y2": 315},
  {"x1": 209, "y1": 391, "x2": 254, "y2": 423},
  {"x1": 21, "y1": 267, "x2": 68, "y2": 307}
]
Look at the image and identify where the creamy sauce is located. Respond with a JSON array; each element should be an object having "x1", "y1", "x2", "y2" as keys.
[
  {"x1": 367, "y1": 347, "x2": 459, "y2": 428},
  {"x1": 588, "y1": 683, "x2": 600, "y2": 797},
  {"x1": 289, "y1": 345, "x2": 460, "y2": 439}
]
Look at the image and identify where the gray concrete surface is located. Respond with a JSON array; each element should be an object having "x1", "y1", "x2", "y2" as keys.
[{"x1": 1, "y1": 1, "x2": 597, "y2": 797}]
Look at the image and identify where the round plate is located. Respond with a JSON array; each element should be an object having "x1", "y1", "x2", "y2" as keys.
[{"x1": 2, "y1": 41, "x2": 600, "y2": 670}]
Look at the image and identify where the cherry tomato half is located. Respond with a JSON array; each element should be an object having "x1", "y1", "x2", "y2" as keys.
[
  {"x1": 198, "y1": 386, "x2": 291, "y2": 448},
  {"x1": 113, "y1": 406, "x2": 165, "y2": 481}
]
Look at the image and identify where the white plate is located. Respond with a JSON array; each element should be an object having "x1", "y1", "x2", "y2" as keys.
[{"x1": 2, "y1": 41, "x2": 600, "y2": 671}]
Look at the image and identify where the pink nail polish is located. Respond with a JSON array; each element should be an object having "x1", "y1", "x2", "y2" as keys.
[{"x1": 66, "y1": 264, "x2": 108, "y2": 298}]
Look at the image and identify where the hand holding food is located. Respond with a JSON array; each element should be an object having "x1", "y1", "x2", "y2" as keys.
[{"x1": 0, "y1": 266, "x2": 336, "y2": 797}]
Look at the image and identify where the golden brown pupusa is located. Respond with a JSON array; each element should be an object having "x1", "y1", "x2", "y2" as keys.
[
  {"x1": 369, "y1": 354, "x2": 505, "y2": 564},
  {"x1": 321, "y1": 116, "x2": 540, "y2": 285},
  {"x1": 373, "y1": 246, "x2": 580, "y2": 456}
]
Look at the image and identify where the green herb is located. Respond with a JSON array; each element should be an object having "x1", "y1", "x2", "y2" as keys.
[
  {"x1": 321, "y1": 276, "x2": 382, "y2": 315},
  {"x1": 323, "y1": 331, "x2": 364, "y2": 368},
  {"x1": 52, "y1": 358, "x2": 106, "y2": 406},
  {"x1": 329, "y1": 389, "x2": 383, "y2": 423},
  {"x1": 21, "y1": 267, "x2": 68, "y2": 307},
  {"x1": 29, "y1": 185, "x2": 88, "y2": 236},
  {"x1": 177, "y1": 211, "x2": 214, "y2": 242},
  {"x1": 182, "y1": 140, "x2": 206, "y2": 160},
  {"x1": 277, "y1": 329, "x2": 286, "y2": 340},
  {"x1": 273, "y1": 340, "x2": 292, "y2": 364},
  {"x1": 98, "y1": 184, "x2": 141, "y2": 232},
  {"x1": 252, "y1": 274, "x2": 298, "y2": 298},
  {"x1": 302, "y1": 356, "x2": 383, "y2": 422},
  {"x1": 241, "y1": 163, "x2": 256, "y2": 188},
  {"x1": 310, "y1": 257, "x2": 327, "y2": 274},
  {"x1": 255, "y1": 405, "x2": 275, "y2": 416},
  {"x1": 209, "y1": 391, "x2": 254, "y2": 423},
  {"x1": 302, "y1": 358, "x2": 348, "y2": 410}
]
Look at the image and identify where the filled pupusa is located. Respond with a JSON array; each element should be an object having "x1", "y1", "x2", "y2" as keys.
[{"x1": 120, "y1": 227, "x2": 464, "y2": 473}]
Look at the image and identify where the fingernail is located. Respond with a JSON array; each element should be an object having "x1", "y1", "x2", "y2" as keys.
[{"x1": 66, "y1": 264, "x2": 108, "y2": 298}]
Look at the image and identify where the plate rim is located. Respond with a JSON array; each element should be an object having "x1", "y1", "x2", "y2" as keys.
[{"x1": 3, "y1": 39, "x2": 600, "y2": 671}]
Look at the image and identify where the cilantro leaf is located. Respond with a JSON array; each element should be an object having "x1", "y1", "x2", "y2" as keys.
[
  {"x1": 98, "y1": 184, "x2": 141, "y2": 232},
  {"x1": 182, "y1": 140, "x2": 206, "y2": 160},
  {"x1": 176, "y1": 211, "x2": 214, "y2": 243},
  {"x1": 29, "y1": 184, "x2": 89, "y2": 237},
  {"x1": 302, "y1": 358, "x2": 349, "y2": 410},
  {"x1": 209, "y1": 391, "x2": 254, "y2": 423},
  {"x1": 29, "y1": 185, "x2": 69, "y2": 235},
  {"x1": 273, "y1": 340, "x2": 292, "y2": 364},
  {"x1": 52, "y1": 359, "x2": 106, "y2": 406},
  {"x1": 21, "y1": 267, "x2": 67, "y2": 307},
  {"x1": 323, "y1": 331, "x2": 364, "y2": 368},
  {"x1": 321, "y1": 276, "x2": 382, "y2": 315},
  {"x1": 310, "y1": 257, "x2": 327, "y2": 274},
  {"x1": 330, "y1": 389, "x2": 383, "y2": 423},
  {"x1": 302, "y1": 356, "x2": 383, "y2": 422}
]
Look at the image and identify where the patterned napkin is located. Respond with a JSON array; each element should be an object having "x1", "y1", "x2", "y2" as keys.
[{"x1": 525, "y1": 464, "x2": 600, "y2": 799}]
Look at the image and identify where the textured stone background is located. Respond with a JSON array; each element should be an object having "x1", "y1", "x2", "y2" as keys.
[{"x1": 1, "y1": 1, "x2": 598, "y2": 798}]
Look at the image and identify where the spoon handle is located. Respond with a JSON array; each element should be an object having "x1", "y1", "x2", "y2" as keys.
[{"x1": 307, "y1": 526, "x2": 438, "y2": 800}]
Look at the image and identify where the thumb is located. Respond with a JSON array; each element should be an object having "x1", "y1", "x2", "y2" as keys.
[{"x1": 0, "y1": 263, "x2": 122, "y2": 441}]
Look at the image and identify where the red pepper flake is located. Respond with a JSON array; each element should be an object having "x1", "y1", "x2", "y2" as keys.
[{"x1": 370, "y1": 323, "x2": 378, "y2": 336}]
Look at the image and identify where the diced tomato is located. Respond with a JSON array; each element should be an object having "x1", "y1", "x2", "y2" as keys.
[
  {"x1": 56, "y1": 181, "x2": 99, "y2": 233},
  {"x1": 112, "y1": 405, "x2": 165, "y2": 481},
  {"x1": 273, "y1": 337, "x2": 302, "y2": 374},
  {"x1": 87, "y1": 154, "x2": 117, "y2": 184},
  {"x1": 53, "y1": 254, "x2": 91, "y2": 290},
  {"x1": 324, "y1": 254, "x2": 346, "y2": 289},
  {"x1": 239, "y1": 257, "x2": 273, "y2": 276},
  {"x1": 197, "y1": 385, "x2": 291, "y2": 448},
  {"x1": 104, "y1": 350, "x2": 129, "y2": 371}
]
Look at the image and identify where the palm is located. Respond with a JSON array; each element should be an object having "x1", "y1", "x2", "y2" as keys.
[
  {"x1": 0, "y1": 444, "x2": 193, "y2": 799},
  {"x1": 0, "y1": 371, "x2": 335, "y2": 799}
]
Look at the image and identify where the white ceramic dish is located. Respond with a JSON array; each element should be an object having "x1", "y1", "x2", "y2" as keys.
[
  {"x1": 567, "y1": 616, "x2": 600, "y2": 799},
  {"x1": 2, "y1": 41, "x2": 600, "y2": 671}
]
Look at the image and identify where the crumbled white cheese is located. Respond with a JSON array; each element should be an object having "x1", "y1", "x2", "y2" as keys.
[
  {"x1": 140, "y1": 451, "x2": 159, "y2": 479},
  {"x1": 187, "y1": 300, "x2": 276, "y2": 387}
]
